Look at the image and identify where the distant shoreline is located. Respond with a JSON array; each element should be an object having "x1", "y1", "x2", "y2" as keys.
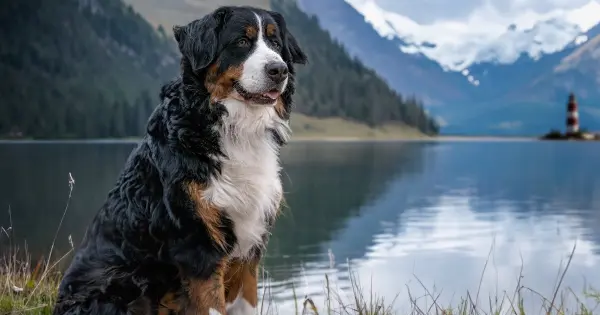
[
  {"x1": 291, "y1": 135, "x2": 536, "y2": 142},
  {"x1": 0, "y1": 135, "x2": 544, "y2": 144},
  {"x1": 433, "y1": 135, "x2": 536, "y2": 141}
]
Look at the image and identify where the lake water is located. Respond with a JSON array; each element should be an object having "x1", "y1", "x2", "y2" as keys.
[{"x1": 1, "y1": 140, "x2": 600, "y2": 313}]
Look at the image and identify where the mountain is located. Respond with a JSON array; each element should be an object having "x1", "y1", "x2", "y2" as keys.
[
  {"x1": 465, "y1": 18, "x2": 600, "y2": 100},
  {"x1": 586, "y1": 22, "x2": 600, "y2": 39},
  {"x1": 528, "y1": 31, "x2": 600, "y2": 120},
  {"x1": 297, "y1": 0, "x2": 472, "y2": 106},
  {"x1": 123, "y1": 0, "x2": 440, "y2": 134},
  {"x1": 298, "y1": 0, "x2": 600, "y2": 135},
  {"x1": 341, "y1": 0, "x2": 599, "y2": 72},
  {"x1": 2, "y1": 0, "x2": 439, "y2": 139},
  {"x1": 271, "y1": 0, "x2": 437, "y2": 133},
  {"x1": 0, "y1": 0, "x2": 178, "y2": 138},
  {"x1": 444, "y1": 22, "x2": 600, "y2": 135}
]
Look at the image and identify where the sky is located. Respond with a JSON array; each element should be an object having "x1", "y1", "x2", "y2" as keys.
[
  {"x1": 345, "y1": 0, "x2": 600, "y2": 70},
  {"x1": 372, "y1": 0, "x2": 600, "y2": 30}
]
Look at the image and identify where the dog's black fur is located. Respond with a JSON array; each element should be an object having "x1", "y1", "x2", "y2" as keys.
[{"x1": 52, "y1": 6, "x2": 306, "y2": 315}]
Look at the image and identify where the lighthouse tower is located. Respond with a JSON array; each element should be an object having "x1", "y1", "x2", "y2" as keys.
[{"x1": 566, "y1": 93, "x2": 579, "y2": 135}]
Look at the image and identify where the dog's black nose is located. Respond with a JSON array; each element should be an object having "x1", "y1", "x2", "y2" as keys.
[{"x1": 265, "y1": 62, "x2": 288, "y2": 83}]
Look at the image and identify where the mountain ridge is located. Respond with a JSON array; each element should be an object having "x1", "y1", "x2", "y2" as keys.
[
  {"x1": 298, "y1": 0, "x2": 600, "y2": 135},
  {"x1": 344, "y1": 0, "x2": 600, "y2": 71},
  {"x1": 297, "y1": 0, "x2": 472, "y2": 106}
]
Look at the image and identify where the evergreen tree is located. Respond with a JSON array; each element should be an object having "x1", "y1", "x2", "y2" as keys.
[{"x1": 0, "y1": 0, "x2": 439, "y2": 139}]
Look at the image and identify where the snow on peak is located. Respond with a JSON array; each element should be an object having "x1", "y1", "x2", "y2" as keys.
[
  {"x1": 473, "y1": 18, "x2": 581, "y2": 64},
  {"x1": 344, "y1": 0, "x2": 600, "y2": 71},
  {"x1": 574, "y1": 35, "x2": 589, "y2": 45}
]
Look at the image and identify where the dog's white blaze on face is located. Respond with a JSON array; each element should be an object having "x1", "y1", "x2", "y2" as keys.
[{"x1": 238, "y1": 13, "x2": 288, "y2": 97}]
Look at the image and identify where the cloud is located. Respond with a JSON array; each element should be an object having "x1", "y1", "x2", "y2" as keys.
[
  {"x1": 493, "y1": 121, "x2": 523, "y2": 130},
  {"x1": 372, "y1": 0, "x2": 596, "y2": 25},
  {"x1": 374, "y1": 0, "x2": 485, "y2": 23}
]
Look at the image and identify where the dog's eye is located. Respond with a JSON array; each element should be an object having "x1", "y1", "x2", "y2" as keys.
[
  {"x1": 237, "y1": 38, "x2": 250, "y2": 47},
  {"x1": 272, "y1": 41, "x2": 281, "y2": 50}
]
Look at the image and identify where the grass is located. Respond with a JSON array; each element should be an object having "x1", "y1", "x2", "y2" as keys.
[
  {"x1": 1, "y1": 173, "x2": 75, "y2": 315},
  {"x1": 277, "y1": 243, "x2": 600, "y2": 315},
  {"x1": 0, "y1": 251, "x2": 61, "y2": 315},
  {"x1": 1, "y1": 175, "x2": 599, "y2": 315},
  {"x1": 289, "y1": 114, "x2": 428, "y2": 140}
]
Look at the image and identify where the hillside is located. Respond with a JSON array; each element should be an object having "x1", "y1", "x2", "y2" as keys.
[
  {"x1": 297, "y1": 0, "x2": 470, "y2": 106},
  {"x1": 545, "y1": 33, "x2": 600, "y2": 98},
  {"x1": 272, "y1": 0, "x2": 438, "y2": 135},
  {"x1": 451, "y1": 31, "x2": 600, "y2": 136},
  {"x1": 297, "y1": 0, "x2": 600, "y2": 136},
  {"x1": 124, "y1": 0, "x2": 439, "y2": 136},
  {"x1": 0, "y1": 0, "x2": 178, "y2": 138},
  {"x1": 290, "y1": 114, "x2": 426, "y2": 139},
  {"x1": 1, "y1": 0, "x2": 439, "y2": 139}
]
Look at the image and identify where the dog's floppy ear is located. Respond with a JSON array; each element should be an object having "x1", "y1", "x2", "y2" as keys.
[
  {"x1": 268, "y1": 11, "x2": 308, "y2": 65},
  {"x1": 173, "y1": 7, "x2": 230, "y2": 71},
  {"x1": 285, "y1": 31, "x2": 307, "y2": 65}
]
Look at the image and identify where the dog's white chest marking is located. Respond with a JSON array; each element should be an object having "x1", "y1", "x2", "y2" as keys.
[
  {"x1": 203, "y1": 99, "x2": 289, "y2": 258},
  {"x1": 226, "y1": 287, "x2": 256, "y2": 315}
]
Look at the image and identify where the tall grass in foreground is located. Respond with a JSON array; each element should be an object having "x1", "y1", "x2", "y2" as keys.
[
  {"x1": 0, "y1": 173, "x2": 75, "y2": 314},
  {"x1": 1, "y1": 174, "x2": 599, "y2": 314},
  {"x1": 269, "y1": 246, "x2": 600, "y2": 315}
]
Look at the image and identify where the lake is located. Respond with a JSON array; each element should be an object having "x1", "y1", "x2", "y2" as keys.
[{"x1": 1, "y1": 140, "x2": 600, "y2": 313}]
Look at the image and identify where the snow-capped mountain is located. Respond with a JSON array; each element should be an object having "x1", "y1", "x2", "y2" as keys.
[
  {"x1": 344, "y1": 0, "x2": 600, "y2": 72},
  {"x1": 298, "y1": 0, "x2": 600, "y2": 135},
  {"x1": 296, "y1": 0, "x2": 474, "y2": 106}
]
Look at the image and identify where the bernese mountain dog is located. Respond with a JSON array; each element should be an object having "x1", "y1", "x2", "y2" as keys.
[{"x1": 52, "y1": 6, "x2": 307, "y2": 315}]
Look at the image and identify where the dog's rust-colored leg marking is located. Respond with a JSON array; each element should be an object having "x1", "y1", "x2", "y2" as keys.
[
  {"x1": 175, "y1": 183, "x2": 232, "y2": 314},
  {"x1": 224, "y1": 258, "x2": 260, "y2": 310},
  {"x1": 185, "y1": 261, "x2": 228, "y2": 315},
  {"x1": 186, "y1": 182, "x2": 228, "y2": 252}
]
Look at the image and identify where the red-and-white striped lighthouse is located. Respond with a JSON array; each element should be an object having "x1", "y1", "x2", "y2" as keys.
[{"x1": 566, "y1": 93, "x2": 579, "y2": 135}]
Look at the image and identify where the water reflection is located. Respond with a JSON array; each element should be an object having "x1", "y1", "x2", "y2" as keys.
[
  {"x1": 263, "y1": 142, "x2": 600, "y2": 314},
  {"x1": 268, "y1": 195, "x2": 600, "y2": 314},
  {"x1": 0, "y1": 141, "x2": 432, "y2": 260},
  {"x1": 265, "y1": 142, "x2": 430, "y2": 281},
  {"x1": 0, "y1": 142, "x2": 138, "y2": 256},
  {"x1": 2, "y1": 141, "x2": 600, "y2": 314}
]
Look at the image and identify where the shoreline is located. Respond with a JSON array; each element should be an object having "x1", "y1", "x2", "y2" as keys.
[
  {"x1": 0, "y1": 135, "x2": 541, "y2": 143},
  {"x1": 290, "y1": 135, "x2": 536, "y2": 142}
]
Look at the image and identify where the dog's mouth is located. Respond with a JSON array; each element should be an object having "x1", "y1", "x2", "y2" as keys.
[{"x1": 233, "y1": 82, "x2": 281, "y2": 105}]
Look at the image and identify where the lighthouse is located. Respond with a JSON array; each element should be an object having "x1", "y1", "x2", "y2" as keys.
[{"x1": 566, "y1": 93, "x2": 579, "y2": 135}]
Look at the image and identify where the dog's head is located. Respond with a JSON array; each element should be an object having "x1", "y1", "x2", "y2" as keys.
[{"x1": 173, "y1": 6, "x2": 307, "y2": 113}]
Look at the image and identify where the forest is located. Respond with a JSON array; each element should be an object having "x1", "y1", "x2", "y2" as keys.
[
  {"x1": 0, "y1": 0, "x2": 438, "y2": 139},
  {"x1": 272, "y1": 0, "x2": 439, "y2": 135}
]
